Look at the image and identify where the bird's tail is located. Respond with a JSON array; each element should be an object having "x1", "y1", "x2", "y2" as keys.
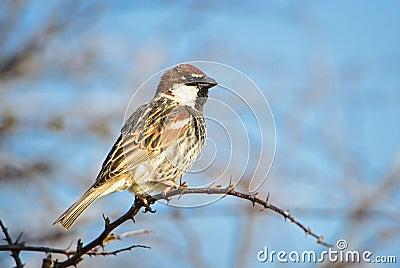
[{"x1": 53, "y1": 187, "x2": 105, "y2": 229}]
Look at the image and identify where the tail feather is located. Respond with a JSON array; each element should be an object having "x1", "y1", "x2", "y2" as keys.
[{"x1": 53, "y1": 188, "x2": 104, "y2": 229}]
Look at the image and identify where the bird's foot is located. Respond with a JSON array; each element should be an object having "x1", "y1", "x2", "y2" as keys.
[
  {"x1": 163, "y1": 180, "x2": 180, "y2": 191},
  {"x1": 135, "y1": 195, "x2": 156, "y2": 213}
]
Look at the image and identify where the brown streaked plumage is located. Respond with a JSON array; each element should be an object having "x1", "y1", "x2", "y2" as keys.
[{"x1": 53, "y1": 64, "x2": 217, "y2": 229}]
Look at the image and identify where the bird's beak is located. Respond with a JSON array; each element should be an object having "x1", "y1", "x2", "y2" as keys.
[{"x1": 195, "y1": 76, "x2": 218, "y2": 89}]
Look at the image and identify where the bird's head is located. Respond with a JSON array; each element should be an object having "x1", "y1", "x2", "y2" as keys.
[{"x1": 156, "y1": 64, "x2": 218, "y2": 110}]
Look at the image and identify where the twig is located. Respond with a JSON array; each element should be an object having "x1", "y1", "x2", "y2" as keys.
[
  {"x1": 0, "y1": 244, "x2": 73, "y2": 256},
  {"x1": 0, "y1": 243, "x2": 149, "y2": 257},
  {"x1": 103, "y1": 229, "x2": 153, "y2": 244},
  {"x1": 0, "y1": 220, "x2": 24, "y2": 268},
  {"x1": 86, "y1": 244, "x2": 150, "y2": 256}
]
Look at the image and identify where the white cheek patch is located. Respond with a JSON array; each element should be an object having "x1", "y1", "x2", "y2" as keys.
[{"x1": 171, "y1": 84, "x2": 198, "y2": 107}]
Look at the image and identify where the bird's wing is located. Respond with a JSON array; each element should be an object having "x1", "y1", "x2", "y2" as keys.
[{"x1": 94, "y1": 102, "x2": 192, "y2": 187}]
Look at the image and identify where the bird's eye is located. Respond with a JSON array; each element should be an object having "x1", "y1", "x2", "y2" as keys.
[{"x1": 184, "y1": 76, "x2": 195, "y2": 85}]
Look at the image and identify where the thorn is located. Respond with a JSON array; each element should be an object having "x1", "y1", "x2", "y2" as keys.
[
  {"x1": 284, "y1": 210, "x2": 290, "y2": 217},
  {"x1": 282, "y1": 210, "x2": 290, "y2": 221},
  {"x1": 254, "y1": 194, "x2": 262, "y2": 200},
  {"x1": 226, "y1": 184, "x2": 235, "y2": 193},
  {"x1": 42, "y1": 254, "x2": 52, "y2": 268},
  {"x1": 76, "y1": 239, "x2": 83, "y2": 252},
  {"x1": 252, "y1": 192, "x2": 260, "y2": 206},
  {"x1": 15, "y1": 232, "x2": 23, "y2": 243},
  {"x1": 102, "y1": 214, "x2": 110, "y2": 228},
  {"x1": 208, "y1": 180, "x2": 217, "y2": 188},
  {"x1": 265, "y1": 193, "x2": 270, "y2": 207}
]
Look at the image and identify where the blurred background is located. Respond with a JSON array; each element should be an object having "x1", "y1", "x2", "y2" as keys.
[{"x1": 1, "y1": 1, "x2": 399, "y2": 267}]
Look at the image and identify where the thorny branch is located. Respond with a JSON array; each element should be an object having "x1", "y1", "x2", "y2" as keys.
[
  {"x1": 0, "y1": 185, "x2": 332, "y2": 267},
  {"x1": 152, "y1": 186, "x2": 332, "y2": 247},
  {"x1": 0, "y1": 220, "x2": 24, "y2": 268}
]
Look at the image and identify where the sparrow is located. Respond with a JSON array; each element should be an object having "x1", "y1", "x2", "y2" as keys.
[{"x1": 53, "y1": 64, "x2": 218, "y2": 229}]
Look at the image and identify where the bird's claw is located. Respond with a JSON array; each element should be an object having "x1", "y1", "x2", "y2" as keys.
[{"x1": 143, "y1": 205, "x2": 156, "y2": 213}]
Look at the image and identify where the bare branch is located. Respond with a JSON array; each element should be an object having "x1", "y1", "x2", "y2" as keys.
[
  {"x1": 0, "y1": 243, "x2": 149, "y2": 257},
  {"x1": 86, "y1": 244, "x2": 150, "y2": 257},
  {"x1": 1, "y1": 186, "x2": 331, "y2": 267},
  {"x1": 0, "y1": 220, "x2": 24, "y2": 268},
  {"x1": 0, "y1": 244, "x2": 73, "y2": 256},
  {"x1": 103, "y1": 229, "x2": 153, "y2": 244},
  {"x1": 152, "y1": 186, "x2": 332, "y2": 247},
  {"x1": 53, "y1": 196, "x2": 150, "y2": 267}
]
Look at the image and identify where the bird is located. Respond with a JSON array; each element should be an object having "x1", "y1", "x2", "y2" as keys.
[{"x1": 53, "y1": 64, "x2": 218, "y2": 229}]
